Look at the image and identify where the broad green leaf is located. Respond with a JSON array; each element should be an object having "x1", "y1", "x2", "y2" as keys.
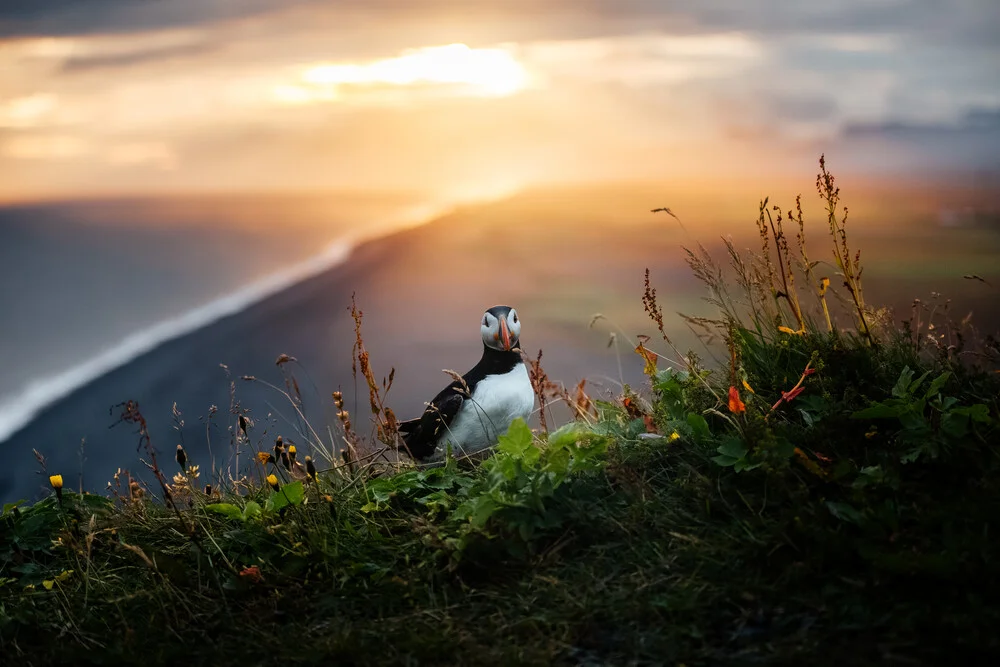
[
  {"x1": 898, "y1": 409, "x2": 927, "y2": 432},
  {"x1": 716, "y1": 436, "x2": 747, "y2": 459},
  {"x1": 796, "y1": 394, "x2": 828, "y2": 416},
  {"x1": 892, "y1": 366, "x2": 915, "y2": 398},
  {"x1": 925, "y1": 371, "x2": 951, "y2": 399},
  {"x1": 2, "y1": 500, "x2": 26, "y2": 517},
  {"x1": 497, "y1": 418, "x2": 533, "y2": 456},
  {"x1": 242, "y1": 501, "x2": 262, "y2": 521},
  {"x1": 954, "y1": 404, "x2": 992, "y2": 424},
  {"x1": 266, "y1": 489, "x2": 289, "y2": 513},
  {"x1": 734, "y1": 459, "x2": 762, "y2": 473},
  {"x1": 686, "y1": 413, "x2": 710, "y2": 442},
  {"x1": 940, "y1": 412, "x2": 969, "y2": 439},
  {"x1": 367, "y1": 479, "x2": 396, "y2": 503},
  {"x1": 466, "y1": 496, "x2": 497, "y2": 529},
  {"x1": 547, "y1": 422, "x2": 589, "y2": 450},
  {"x1": 906, "y1": 370, "x2": 931, "y2": 396},
  {"x1": 280, "y1": 481, "x2": 305, "y2": 506},
  {"x1": 521, "y1": 443, "x2": 542, "y2": 467},
  {"x1": 654, "y1": 369, "x2": 687, "y2": 420},
  {"x1": 826, "y1": 501, "x2": 865, "y2": 525},
  {"x1": 712, "y1": 454, "x2": 739, "y2": 467}
]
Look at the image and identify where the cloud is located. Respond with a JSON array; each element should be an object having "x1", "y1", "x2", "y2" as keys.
[
  {"x1": 106, "y1": 141, "x2": 177, "y2": 170},
  {"x1": 61, "y1": 40, "x2": 216, "y2": 72},
  {"x1": 2, "y1": 133, "x2": 88, "y2": 159},
  {"x1": 0, "y1": 1, "x2": 997, "y2": 198},
  {"x1": 8, "y1": 1, "x2": 994, "y2": 45},
  {"x1": 839, "y1": 109, "x2": 1000, "y2": 173},
  {"x1": 0, "y1": 94, "x2": 59, "y2": 128},
  {"x1": 0, "y1": 0, "x2": 286, "y2": 37}
]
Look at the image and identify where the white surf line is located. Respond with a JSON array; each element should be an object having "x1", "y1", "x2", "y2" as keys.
[
  {"x1": 0, "y1": 241, "x2": 355, "y2": 445},
  {"x1": 0, "y1": 192, "x2": 514, "y2": 445}
]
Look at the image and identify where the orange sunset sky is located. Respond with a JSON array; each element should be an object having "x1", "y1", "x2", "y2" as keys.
[{"x1": 1, "y1": 1, "x2": 998, "y2": 203}]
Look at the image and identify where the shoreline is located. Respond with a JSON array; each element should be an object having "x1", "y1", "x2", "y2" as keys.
[{"x1": 0, "y1": 198, "x2": 458, "y2": 448}]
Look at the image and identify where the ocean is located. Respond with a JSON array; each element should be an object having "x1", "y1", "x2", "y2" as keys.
[{"x1": 0, "y1": 192, "x2": 441, "y2": 446}]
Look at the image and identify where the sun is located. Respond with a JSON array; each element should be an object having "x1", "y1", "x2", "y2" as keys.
[{"x1": 291, "y1": 43, "x2": 528, "y2": 102}]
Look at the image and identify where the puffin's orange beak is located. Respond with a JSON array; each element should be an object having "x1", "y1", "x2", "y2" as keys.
[{"x1": 499, "y1": 317, "x2": 512, "y2": 351}]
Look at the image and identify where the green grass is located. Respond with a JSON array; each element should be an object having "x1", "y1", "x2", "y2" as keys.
[
  {"x1": 4, "y1": 334, "x2": 998, "y2": 666},
  {"x1": 3, "y1": 159, "x2": 999, "y2": 665}
]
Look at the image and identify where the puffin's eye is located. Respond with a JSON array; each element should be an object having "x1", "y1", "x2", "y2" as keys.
[
  {"x1": 483, "y1": 316, "x2": 489, "y2": 326},
  {"x1": 512, "y1": 313, "x2": 518, "y2": 324}
]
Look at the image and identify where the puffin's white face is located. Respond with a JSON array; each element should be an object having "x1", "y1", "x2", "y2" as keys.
[{"x1": 481, "y1": 306, "x2": 521, "y2": 352}]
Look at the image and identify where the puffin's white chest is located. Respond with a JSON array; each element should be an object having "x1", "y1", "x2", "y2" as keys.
[{"x1": 435, "y1": 363, "x2": 534, "y2": 458}]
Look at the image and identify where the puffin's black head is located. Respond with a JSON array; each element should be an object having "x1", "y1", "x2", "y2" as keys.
[{"x1": 481, "y1": 305, "x2": 521, "y2": 352}]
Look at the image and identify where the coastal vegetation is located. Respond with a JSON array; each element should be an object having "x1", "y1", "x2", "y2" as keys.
[{"x1": 2, "y1": 159, "x2": 998, "y2": 665}]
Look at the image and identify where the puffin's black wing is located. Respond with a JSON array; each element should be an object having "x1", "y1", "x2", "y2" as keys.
[{"x1": 397, "y1": 382, "x2": 465, "y2": 461}]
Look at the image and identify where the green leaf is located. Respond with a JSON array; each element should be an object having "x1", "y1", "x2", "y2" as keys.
[
  {"x1": 898, "y1": 408, "x2": 927, "y2": 432},
  {"x1": 734, "y1": 459, "x2": 762, "y2": 473},
  {"x1": 465, "y1": 496, "x2": 498, "y2": 529},
  {"x1": 892, "y1": 366, "x2": 915, "y2": 398},
  {"x1": 242, "y1": 501, "x2": 262, "y2": 521},
  {"x1": 906, "y1": 370, "x2": 931, "y2": 396},
  {"x1": 940, "y1": 412, "x2": 970, "y2": 439},
  {"x1": 686, "y1": 413, "x2": 710, "y2": 442},
  {"x1": 2, "y1": 500, "x2": 26, "y2": 517},
  {"x1": 826, "y1": 501, "x2": 865, "y2": 525},
  {"x1": 280, "y1": 481, "x2": 305, "y2": 506},
  {"x1": 654, "y1": 369, "x2": 688, "y2": 420},
  {"x1": 925, "y1": 371, "x2": 951, "y2": 399},
  {"x1": 367, "y1": 478, "x2": 397, "y2": 504},
  {"x1": 205, "y1": 503, "x2": 244, "y2": 520},
  {"x1": 796, "y1": 394, "x2": 828, "y2": 418},
  {"x1": 266, "y1": 489, "x2": 289, "y2": 513},
  {"x1": 716, "y1": 436, "x2": 748, "y2": 460},
  {"x1": 711, "y1": 455, "x2": 739, "y2": 467},
  {"x1": 852, "y1": 402, "x2": 904, "y2": 419},
  {"x1": 954, "y1": 403, "x2": 992, "y2": 424},
  {"x1": 853, "y1": 465, "x2": 886, "y2": 489},
  {"x1": 497, "y1": 418, "x2": 533, "y2": 456},
  {"x1": 547, "y1": 422, "x2": 588, "y2": 450}
]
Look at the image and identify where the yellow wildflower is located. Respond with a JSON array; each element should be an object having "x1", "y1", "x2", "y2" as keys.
[
  {"x1": 266, "y1": 474, "x2": 279, "y2": 490},
  {"x1": 49, "y1": 475, "x2": 63, "y2": 490}
]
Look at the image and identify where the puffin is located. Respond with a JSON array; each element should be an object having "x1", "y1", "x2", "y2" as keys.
[{"x1": 398, "y1": 305, "x2": 534, "y2": 462}]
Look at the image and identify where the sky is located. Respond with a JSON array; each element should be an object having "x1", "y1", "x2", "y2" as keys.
[{"x1": 1, "y1": 0, "x2": 999, "y2": 202}]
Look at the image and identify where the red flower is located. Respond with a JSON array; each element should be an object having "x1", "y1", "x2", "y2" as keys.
[
  {"x1": 728, "y1": 386, "x2": 746, "y2": 413},
  {"x1": 782, "y1": 386, "x2": 805, "y2": 403},
  {"x1": 239, "y1": 566, "x2": 263, "y2": 584}
]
